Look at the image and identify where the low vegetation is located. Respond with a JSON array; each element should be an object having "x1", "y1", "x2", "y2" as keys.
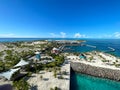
[
  {"x1": 13, "y1": 79, "x2": 30, "y2": 90},
  {"x1": 0, "y1": 61, "x2": 5, "y2": 72},
  {"x1": 50, "y1": 86, "x2": 59, "y2": 90},
  {"x1": 0, "y1": 41, "x2": 66, "y2": 90}
]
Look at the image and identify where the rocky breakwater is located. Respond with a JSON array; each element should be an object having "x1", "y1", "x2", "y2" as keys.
[{"x1": 71, "y1": 62, "x2": 120, "y2": 81}]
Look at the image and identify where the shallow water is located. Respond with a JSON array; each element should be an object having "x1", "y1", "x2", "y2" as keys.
[{"x1": 70, "y1": 69, "x2": 120, "y2": 90}]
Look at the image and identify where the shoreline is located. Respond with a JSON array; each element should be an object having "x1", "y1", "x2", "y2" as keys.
[
  {"x1": 71, "y1": 61, "x2": 120, "y2": 81},
  {"x1": 0, "y1": 39, "x2": 120, "y2": 89}
]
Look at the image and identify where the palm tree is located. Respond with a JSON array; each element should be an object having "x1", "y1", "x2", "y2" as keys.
[
  {"x1": 54, "y1": 86, "x2": 58, "y2": 90},
  {"x1": 54, "y1": 71, "x2": 57, "y2": 78},
  {"x1": 40, "y1": 75, "x2": 43, "y2": 80},
  {"x1": 0, "y1": 61, "x2": 5, "y2": 72}
]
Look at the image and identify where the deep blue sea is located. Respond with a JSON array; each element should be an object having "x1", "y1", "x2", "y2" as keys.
[
  {"x1": 0, "y1": 38, "x2": 120, "y2": 90},
  {"x1": 0, "y1": 38, "x2": 81, "y2": 42},
  {"x1": 0, "y1": 38, "x2": 47, "y2": 42}
]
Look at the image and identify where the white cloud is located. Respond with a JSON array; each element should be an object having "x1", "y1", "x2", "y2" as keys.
[
  {"x1": 0, "y1": 33, "x2": 16, "y2": 37},
  {"x1": 74, "y1": 33, "x2": 86, "y2": 38},
  {"x1": 60, "y1": 32, "x2": 66, "y2": 38},
  {"x1": 50, "y1": 32, "x2": 66, "y2": 38},
  {"x1": 49, "y1": 33, "x2": 57, "y2": 37},
  {"x1": 0, "y1": 33, "x2": 41, "y2": 38},
  {"x1": 114, "y1": 32, "x2": 120, "y2": 38}
]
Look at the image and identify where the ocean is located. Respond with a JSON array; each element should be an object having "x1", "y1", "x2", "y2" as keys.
[
  {"x1": 0, "y1": 38, "x2": 120, "y2": 90},
  {"x1": 0, "y1": 38, "x2": 46, "y2": 42},
  {"x1": 0, "y1": 38, "x2": 82, "y2": 42},
  {"x1": 65, "y1": 39, "x2": 120, "y2": 57}
]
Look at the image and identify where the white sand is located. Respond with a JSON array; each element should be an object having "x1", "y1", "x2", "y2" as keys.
[
  {"x1": 27, "y1": 60, "x2": 70, "y2": 90},
  {"x1": 0, "y1": 78, "x2": 12, "y2": 85},
  {"x1": 67, "y1": 55, "x2": 79, "y2": 60},
  {"x1": 0, "y1": 43, "x2": 7, "y2": 52},
  {"x1": 69, "y1": 52, "x2": 120, "y2": 70}
]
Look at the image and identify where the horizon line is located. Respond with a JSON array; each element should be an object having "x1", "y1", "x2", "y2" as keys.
[{"x1": 0, "y1": 37, "x2": 120, "y2": 39}]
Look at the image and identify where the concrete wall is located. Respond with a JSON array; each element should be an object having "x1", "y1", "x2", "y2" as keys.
[{"x1": 71, "y1": 62, "x2": 120, "y2": 81}]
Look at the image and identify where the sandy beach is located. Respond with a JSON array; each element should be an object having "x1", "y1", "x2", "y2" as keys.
[{"x1": 68, "y1": 51, "x2": 120, "y2": 70}]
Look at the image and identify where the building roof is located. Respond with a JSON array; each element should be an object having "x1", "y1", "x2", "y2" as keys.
[
  {"x1": 0, "y1": 68, "x2": 20, "y2": 80},
  {"x1": 14, "y1": 59, "x2": 29, "y2": 68},
  {"x1": 35, "y1": 51, "x2": 40, "y2": 54},
  {"x1": 52, "y1": 47, "x2": 59, "y2": 51}
]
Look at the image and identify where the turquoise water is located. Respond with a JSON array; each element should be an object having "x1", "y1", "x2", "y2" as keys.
[{"x1": 70, "y1": 69, "x2": 120, "y2": 90}]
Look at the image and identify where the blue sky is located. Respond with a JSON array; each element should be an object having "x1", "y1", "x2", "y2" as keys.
[{"x1": 0, "y1": 0, "x2": 120, "y2": 38}]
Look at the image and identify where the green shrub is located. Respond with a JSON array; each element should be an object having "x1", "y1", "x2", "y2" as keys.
[
  {"x1": 13, "y1": 79, "x2": 30, "y2": 90},
  {"x1": 102, "y1": 60, "x2": 107, "y2": 62},
  {"x1": 54, "y1": 86, "x2": 58, "y2": 90},
  {"x1": 50, "y1": 88, "x2": 54, "y2": 90}
]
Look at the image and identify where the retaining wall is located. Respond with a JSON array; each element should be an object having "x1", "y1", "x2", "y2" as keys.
[{"x1": 71, "y1": 62, "x2": 120, "y2": 81}]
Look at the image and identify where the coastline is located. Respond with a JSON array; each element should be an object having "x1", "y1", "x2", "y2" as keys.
[
  {"x1": 0, "y1": 39, "x2": 120, "y2": 89},
  {"x1": 71, "y1": 61, "x2": 120, "y2": 81}
]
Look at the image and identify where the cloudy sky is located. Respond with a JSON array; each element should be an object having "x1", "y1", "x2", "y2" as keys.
[{"x1": 0, "y1": 0, "x2": 120, "y2": 38}]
